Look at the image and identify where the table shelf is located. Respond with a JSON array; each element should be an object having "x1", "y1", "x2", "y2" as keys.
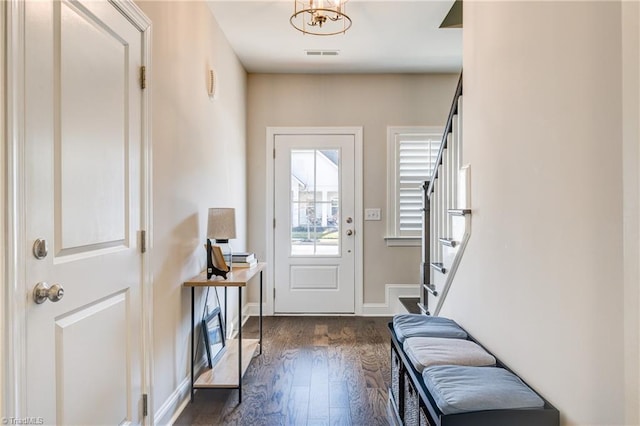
[{"x1": 194, "y1": 338, "x2": 260, "y2": 388}]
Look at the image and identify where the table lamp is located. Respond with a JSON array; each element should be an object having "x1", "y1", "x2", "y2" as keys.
[{"x1": 206, "y1": 208, "x2": 236, "y2": 279}]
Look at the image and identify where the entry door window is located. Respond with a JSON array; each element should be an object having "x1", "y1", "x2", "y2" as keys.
[{"x1": 290, "y1": 149, "x2": 340, "y2": 256}]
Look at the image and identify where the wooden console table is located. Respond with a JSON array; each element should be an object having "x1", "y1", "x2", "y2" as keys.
[{"x1": 183, "y1": 262, "x2": 265, "y2": 403}]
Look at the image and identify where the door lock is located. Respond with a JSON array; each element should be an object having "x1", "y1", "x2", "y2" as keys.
[
  {"x1": 33, "y1": 238, "x2": 48, "y2": 259},
  {"x1": 33, "y1": 282, "x2": 65, "y2": 304},
  {"x1": 346, "y1": 229, "x2": 354, "y2": 236}
]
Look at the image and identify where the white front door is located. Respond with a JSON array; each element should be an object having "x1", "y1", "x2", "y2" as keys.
[
  {"x1": 274, "y1": 134, "x2": 356, "y2": 313},
  {"x1": 24, "y1": 1, "x2": 146, "y2": 424}
]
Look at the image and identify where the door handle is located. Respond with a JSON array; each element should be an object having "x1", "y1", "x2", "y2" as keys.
[
  {"x1": 33, "y1": 282, "x2": 65, "y2": 304},
  {"x1": 346, "y1": 229, "x2": 354, "y2": 236}
]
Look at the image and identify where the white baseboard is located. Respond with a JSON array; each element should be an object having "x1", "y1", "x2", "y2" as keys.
[
  {"x1": 154, "y1": 358, "x2": 209, "y2": 425},
  {"x1": 361, "y1": 284, "x2": 420, "y2": 316},
  {"x1": 154, "y1": 376, "x2": 190, "y2": 426},
  {"x1": 244, "y1": 286, "x2": 419, "y2": 318},
  {"x1": 244, "y1": 302, "x2": 263, "y2": 318}
]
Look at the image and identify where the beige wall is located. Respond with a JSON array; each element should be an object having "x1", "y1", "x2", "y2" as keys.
[
  {"x1": 247, "y1": 74, "x2": 458, "y2": 305},
  {"x1": 135, "y1": 1, "x2": 247, "y2": 420},
  {"x1": 623, "y1": 2, "x2": 640, "y2": 424},
  {"x1": 442, "y1": 1, "x2": 639, "y2": 425}
]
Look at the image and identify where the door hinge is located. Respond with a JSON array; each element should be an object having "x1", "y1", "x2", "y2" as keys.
[
  {"x1": 141, "y1": 230, "x2": 146, "y2": 253},
  {"x1": 273, "y1": 148, "x2": 276, "y2": 159},
  {"x1": 273, "y1": 288, "x2": 276, "y2": 299},
  {"x1": 273, "y1": 218, "x2": 276, "y2": 229},
  {"x1": 142, "y1": 393, "x2": 148, "y2": 417},
  {"x1": 140, "y1": 66, "x2": 146, "y2": 90}
]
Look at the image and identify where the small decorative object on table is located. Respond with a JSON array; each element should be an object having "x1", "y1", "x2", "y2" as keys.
[{"x1": 206, "y1": 242, "x2": 229, "y2": 279}]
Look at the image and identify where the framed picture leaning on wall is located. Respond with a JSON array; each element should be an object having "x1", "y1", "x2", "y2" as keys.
[{"x1": 202, "y1": 306, "x2": 226, "y2": 368}]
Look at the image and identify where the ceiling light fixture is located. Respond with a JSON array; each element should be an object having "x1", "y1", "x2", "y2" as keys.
[{"x1": 290, "y1": 0, "x2": 352, "y2": 36}]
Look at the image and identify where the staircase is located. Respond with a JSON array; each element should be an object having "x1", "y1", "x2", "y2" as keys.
[{"x1": 419, "y1": 74, "x2": 471, "y2": 316}]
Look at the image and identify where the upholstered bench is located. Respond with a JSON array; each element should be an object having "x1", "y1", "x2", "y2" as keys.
[
  {"x1": 390, "y1": 314, "x2": 468, "y2": 418},
  {"x1": 392, "y1": 314, "x2": 468, "y2": 343},
  {"x1": 403, "y1": 337, "x2": 496, "y2": 373},
  {"x1": 388, "y1": 319, "x2": 559, "y2": 426},
  {"x1": 422, "y1": 365, "x2": 545, "y2": 415}
]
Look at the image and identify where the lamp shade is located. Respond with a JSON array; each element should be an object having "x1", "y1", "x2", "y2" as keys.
[{"x1": 207, "y1": 208, "x2": 236, "y2": 240}]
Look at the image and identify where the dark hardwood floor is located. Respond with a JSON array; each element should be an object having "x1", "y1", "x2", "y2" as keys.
[{"x1": 175, "y1": 316, "x2": 392, "y2": 426}]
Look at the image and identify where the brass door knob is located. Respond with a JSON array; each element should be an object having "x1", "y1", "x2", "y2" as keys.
[{"x1": 33, "y1": 282, "x2": 65, "y2": 304}]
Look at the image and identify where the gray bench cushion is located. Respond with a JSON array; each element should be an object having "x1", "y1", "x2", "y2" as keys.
[
  {"x1": 403, "y1": 337, "x2": 496, "y2": 373},
  {"x1": 422, "y1": 366, "x2": 545, "y2": 415},
  {"x1": 392, "y1": 314, "x2": 467, "y2": 343}
]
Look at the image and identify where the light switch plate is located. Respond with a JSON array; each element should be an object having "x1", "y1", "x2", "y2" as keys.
[{"x1": 365, "y1": 208, "x2": 381, "y2": 221}]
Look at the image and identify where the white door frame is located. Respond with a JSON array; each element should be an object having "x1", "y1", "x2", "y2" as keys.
[
  {"x1": 265, "y1": 127, "x2": 364, "y2": 316},
  {"x1": 2, "y1": 1, "x2": 153, "y2": 421}
]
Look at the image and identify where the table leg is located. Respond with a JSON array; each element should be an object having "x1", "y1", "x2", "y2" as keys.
[
  {"x1": 259, "y1": 270, "x2": 263, "y2": 355},
  {"x1": 224, "y1": 287, "x2": 228, "y2": 338},
  {"x1": 238, "y1": 286, "x2": 242, "y2": 403},
  {"x1": 190, "y1": 287, "x2": 195, "y2": 402}
]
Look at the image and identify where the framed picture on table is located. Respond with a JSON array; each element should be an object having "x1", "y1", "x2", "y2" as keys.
[{"x1": 202, "y1": 306, "x2": 226, "y2": 368}]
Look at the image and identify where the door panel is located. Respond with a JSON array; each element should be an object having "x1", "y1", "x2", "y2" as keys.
[
  {"x1": 274, "y1": 134, "x2": 355, "y2": 314},
  {"x1": 55, "y1": 292, "x2": 129, "y2": 425},
  {"x1": 24, "y1": 1, "x2": 144, "y2": 423},
  {"x1": 58, "y1": 0, "x2": 128, "y2": 252},
  {"x1": 290, "y1": 265, "x2": 339, "y2": 289}
]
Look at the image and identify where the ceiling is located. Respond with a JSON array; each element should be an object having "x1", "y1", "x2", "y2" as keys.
[{"x1": 205, "y1": 0, "x2": 462, "y2": 74}]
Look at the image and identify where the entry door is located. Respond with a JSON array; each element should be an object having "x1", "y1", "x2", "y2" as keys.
[
  {"x1": 24, "y1": 1, "x2": 145, "y2": 424},
  {"x1": 274, "y1": 134, "x2": 356, "y2": 313}
]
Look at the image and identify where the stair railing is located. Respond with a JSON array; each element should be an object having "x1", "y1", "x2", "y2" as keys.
[{"x1": 419, "y1": 73, "x2": 471, "y2": 316}]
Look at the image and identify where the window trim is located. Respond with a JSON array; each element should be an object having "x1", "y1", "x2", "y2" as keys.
[{"x1": 386, "y1": 126, "x2": 443, "y2": 246}]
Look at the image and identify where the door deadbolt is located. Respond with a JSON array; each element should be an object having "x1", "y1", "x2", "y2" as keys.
[
  {"x1": 33, "y1": 238, "x2": 48, "y2": 259},
  {"x1": 33, "y1": 282, "x2": 65, "y2": 304}
]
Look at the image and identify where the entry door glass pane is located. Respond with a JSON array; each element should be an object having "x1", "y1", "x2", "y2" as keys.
[{"x1": 291, "y1": 149, "x2": 340, "y2": 256}]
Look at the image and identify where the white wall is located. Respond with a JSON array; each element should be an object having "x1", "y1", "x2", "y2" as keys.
[
  {"x1": 247, "y1": 74, "x2": 458, "y2": 306},
  {"x1": 442, "y1": 1, "x2": 639, "y2": 425},
  {"x1": 0, "y1": 1, "x2": 6, "y2": 420},
  {"x1": 135, "y1": 1, "x2": 247, "y2": 422}
]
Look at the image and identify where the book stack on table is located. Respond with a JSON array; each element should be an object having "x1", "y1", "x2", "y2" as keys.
[{"x1": 229, "y1": 252, "x2": 258, "y2": 269}]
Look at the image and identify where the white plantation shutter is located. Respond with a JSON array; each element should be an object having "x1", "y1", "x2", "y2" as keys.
[{"x1": 388, "y1": 127, "x2": 442, "y2": 239}]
